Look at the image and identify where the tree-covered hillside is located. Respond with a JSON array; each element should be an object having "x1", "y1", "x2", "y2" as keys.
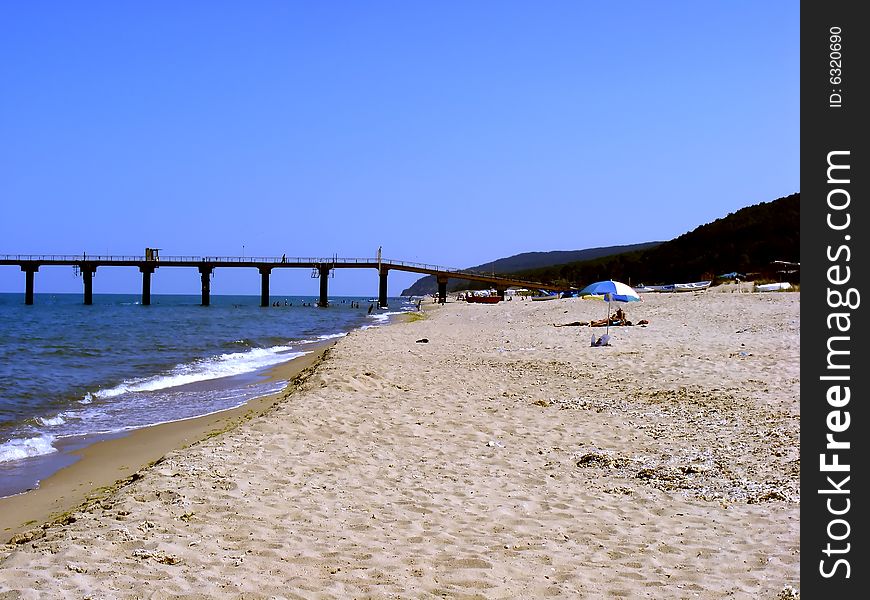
[
  {"x1": 401, "y1": 192, "x2": 799, "y2": 295},
  {"x1": 514, "y1": 193, "x2": 799, "y2": 287},
  {"x1": 400, "y1": 242, "x2": 662, "y2": 296}
]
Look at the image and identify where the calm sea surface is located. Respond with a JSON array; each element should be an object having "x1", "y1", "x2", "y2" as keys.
[{"x1": 0, "y1": 293, "x2": 413, "y2": 497}]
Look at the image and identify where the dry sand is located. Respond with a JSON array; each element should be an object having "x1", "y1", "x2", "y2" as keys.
[{"x1": 0, "y1": 290, "x2": 800, "y2": 599}]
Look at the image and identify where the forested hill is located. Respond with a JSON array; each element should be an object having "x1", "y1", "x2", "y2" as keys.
[
  {"x1": 400, "y1": 242, "x2": 662, "y2": 296},
  {"x1": 512, "y1": 192, "x2": 799, "y2": 287},
  {"x1": 400, "y1": 192, "x2": 799, "y2": 295}
]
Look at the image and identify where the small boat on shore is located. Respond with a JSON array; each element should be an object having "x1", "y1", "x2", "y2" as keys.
[
  {"x1": 756, "y1": 282, "x2": 792, "y2": 292},
  {"x1": 634, "y1": 281, "x2": 711, "y2": 293},
  {"x1": 672, "y1": 281, "x2": 711, "y2": 292},
  {"x1": 634, "y1": 284, "x2": 668, "y2": 293},
  {"x1": 466, "y1": 295, "x2": 502, "y2": 304}
]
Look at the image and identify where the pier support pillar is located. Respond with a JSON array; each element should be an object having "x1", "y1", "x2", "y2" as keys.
[
  {"x1": 81, "y1": 265, "x2": 96, "y2": 305},
  {"x1": 140, "y1": 265, "x2": 156, "y2": 306},
  {"x1": 21, "y1": 263, "x2": 38, "y2": 305},
  {"x1": 496, "y1": 286, "x2": 506, "y2": 300},
  {"x1": 437, "y1": 276, "x2": 448, "y2": 305},
  {"x1": 199, "y1": 265, "x2": 214, "y2": 306},
  {"x1": 378, "y1": 268, "x2": 389, "y2": 308},
  {"x1": 318, "y1": 266, "x2": 330, "y2": 307},
  {"x1": 259, "y1": 267, "x2": 272, "y2": 307}
]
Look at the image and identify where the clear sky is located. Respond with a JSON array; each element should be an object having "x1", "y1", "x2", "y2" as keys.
[{"x1": 1, "y1": 1, "x2": 799, "y2": 297}]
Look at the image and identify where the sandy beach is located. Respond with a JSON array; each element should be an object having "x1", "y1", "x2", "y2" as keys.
[{"x1": 0, "y1": 289, "x2": 800, "y2": 598}]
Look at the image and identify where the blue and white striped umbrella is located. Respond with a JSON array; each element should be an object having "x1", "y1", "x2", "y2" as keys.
[
  {"x1": 578, "y1": 280, "x2": 640, "y2": 335},
  {"x1": 578, "y1": 280, "x2": 641, "y2": 303}
]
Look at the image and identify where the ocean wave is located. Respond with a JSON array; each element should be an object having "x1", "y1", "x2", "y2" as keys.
[
  {"x1": 315, "y1": 332, "x2": 348, "y2": 342},
  {"x1": 295, "y1": 332, "x2": 348, "y2": 345},
  {"x1": 0, "y1": 435, "x2": 57, "y2": 463},
  {"x1": 227, "y1": 339, "x2": 255, "y2": 348},
  {"x1": 68, "y1": 380, "x2": 288, "y2": 438},
  {"x1": 35, "y1": 415, "x2": 65, "y2": 426},
  {"x1": 360, "y1": 307, "x2": 414, "y2": 329},
  {"x1": 88, "y1": 346, "x2": 304, "y2": 400},
  {"x1": 368, "y1": 309, "x2": 408, "y2": 322},
  {"x1": 41, "y1": 347, "x2": 103, "y2": 358}
]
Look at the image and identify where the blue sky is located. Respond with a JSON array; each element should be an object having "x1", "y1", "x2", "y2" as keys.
[{"x1": 1, "y1": 1, "x2": 799, "y2": 296}]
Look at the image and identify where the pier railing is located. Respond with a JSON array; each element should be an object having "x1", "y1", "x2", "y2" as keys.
[{"x1": 0, "y1": 254, "x2": 153, "y2": 262}]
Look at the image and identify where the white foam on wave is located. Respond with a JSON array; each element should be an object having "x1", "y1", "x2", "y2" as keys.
[
  {"x1": 0, "y1": 435, "x2": 57, "y2": 463},
  {"x1": 36, "y1": 415, "x2": 65, "y2": 426},
  {"x1": 295, "y1": 332, "x2": 348, "y2": 345},
  {"x1": 364, "y1": 309, "x2": 410, "y2": 327},
  {"x1": 66, "y1": 380, "x2": 289, "y2": 439},
  {"x1": 317, "y1": 332, "x2": 348, "y2": 341},
  {"x1": 90, "y1": 345, "x2": 304, "y2": 400},
  {"x1": 103, "y1": 381, "x2": 288, "y2": 435}
]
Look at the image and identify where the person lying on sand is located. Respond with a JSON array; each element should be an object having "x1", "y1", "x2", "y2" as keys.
[
  {"x1": 556, "y1": 310, "x2": 649, "y2": 328},
  {"x1": 590, "y1": 308, "x2": 631, "y2": 327}
]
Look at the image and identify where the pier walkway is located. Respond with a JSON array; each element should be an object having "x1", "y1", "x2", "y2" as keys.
[{"x1": 0, "y1": 254, "x2": 564, "y2": 308}]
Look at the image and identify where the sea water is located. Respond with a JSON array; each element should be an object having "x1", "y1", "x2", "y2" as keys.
[{"x1": 0, "y1": 293, "x2": 412, "y2": 497}]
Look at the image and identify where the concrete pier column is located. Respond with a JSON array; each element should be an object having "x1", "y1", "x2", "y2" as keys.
[
  {"x1": 81, "y1": 265, "x2": 96, "y2": 305},
  {"x1": 496, "y1": 286, "x2": 506, "y2": 300},
  {"x1": 437, "y1": 276, "x2": 449, "y2": 304},
  {"x1": 378, "y1": 268, "x2": 389, "y2": 308},
  {"x1": 21, "y1": 263, "x2": 39, "y2": 305},
  {"x1": 318, "y1": 265, "x2": 330, "y2": 307},
  {"x1": 140, "y1": 265, "x2": 156, "y2": 306},
  {"x1": 259, "y1": 267, "x2": 272, "y2": 307},
  {"x1": 199, "y1": 265, "x2": 214, "y2": 306}
]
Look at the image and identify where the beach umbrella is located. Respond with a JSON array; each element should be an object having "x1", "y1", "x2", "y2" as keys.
[{"x1": 578, "y1": 280, "x2": 641, "y2": 335}]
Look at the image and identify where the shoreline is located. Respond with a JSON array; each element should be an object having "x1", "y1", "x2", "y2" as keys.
[{"x1": 0, "y1": 342, "x2": 334, "y2": 540}]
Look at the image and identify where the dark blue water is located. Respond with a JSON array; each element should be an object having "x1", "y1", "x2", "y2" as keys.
[{"x1": 0, "y1": 293, "x2": 412, "y2": 497}]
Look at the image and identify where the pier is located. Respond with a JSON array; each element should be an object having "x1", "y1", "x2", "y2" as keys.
[{"x1": 1, "y1": 254, "x2": 563, "y2": 307}]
